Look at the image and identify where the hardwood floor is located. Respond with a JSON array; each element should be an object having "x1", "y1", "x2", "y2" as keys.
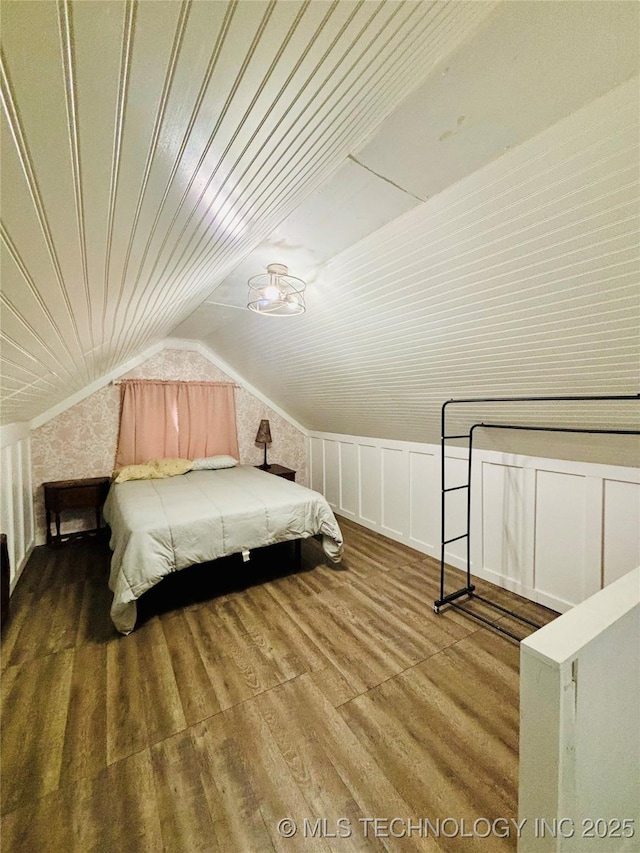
[{"x1": 1, "y1": 519, "x2": 557, "y2": 852}]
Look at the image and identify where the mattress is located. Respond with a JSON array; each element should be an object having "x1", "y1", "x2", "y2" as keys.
[{"x1": 103, "y1": 465, "x2": 344, "y2": 633}]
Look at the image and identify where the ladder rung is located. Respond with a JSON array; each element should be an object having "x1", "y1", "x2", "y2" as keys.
[
  {"x1": 444, "y1": 485, "x2": 469, "y2": 492},
  {"x1": 443, "y1": 533, "x2": 468, "y2": 545},
  {"x1": 442, "y1": 434, "x2": 470, "y2": 440}
]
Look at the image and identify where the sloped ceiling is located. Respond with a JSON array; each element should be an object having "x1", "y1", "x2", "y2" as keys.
[
  {"x1": 0, "y1": 0, "x2": 497, "y2": 424},
  {"x1": 1, "y1": 0, "x2": 639, "y2": 445}
]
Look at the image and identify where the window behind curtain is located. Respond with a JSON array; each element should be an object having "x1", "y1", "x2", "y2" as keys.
[{"x1": 115, "y1": 380, "x2": 239, "y2": 468}]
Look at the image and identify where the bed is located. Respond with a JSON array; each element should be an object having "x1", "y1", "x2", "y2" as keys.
[{"x1": 103, "y1": 464, "x2": 344, "y2": 634}]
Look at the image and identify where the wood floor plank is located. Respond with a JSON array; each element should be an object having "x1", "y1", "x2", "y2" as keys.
[
  {"x1": 338, "y1": 689, "x2": 457, "y2": 819},
  {"x1": 79, "y1": 749, "x2": 164, "y2": 852},
  {"x1": 4, "y1": 581, "x2": 83, "y2": 667},
  {"x1": 106, "y1": 634, "x2": 149, "y2": 766},
  {"x1": 76, "y1": 578, "x2": 117, "y2": 647},
  {"x1": 0, "y1": 784, "x2": 76, "y2": 852},
  {"x1": 161, "y1": 609, "x2": 223, "y2": 726},
  {"x1": 59, "y1": 642, "x2": 108, "y2": 788},
  {"x1": 320, "y1": 589, "x2": 423, "y2": 671},
  {"x1": 338, "y1": 696, "x2": 511, "y2": 853},
  {"x1": 1, "y1": 586, "x2": 34, "y2": 671},
  {"x1": 213, "y1": 597, "x2": 298, "y2": 691},
  {"x1": 229, "y1": 585, "x2": 308, "y2": 682},
  {"x1": 9, "y1": 544, "x2": 58, "y2": 594},
  {"x1": 338, "y1": 640, "x2": 522, "y2": 851},
  {"x1": 134, "y1": 617, "x2": 188, "y2": 745},
  {"x1": 191, "y1": 712, "x2": 278, "y2": 853},
  {"x1": 1, "y1": 521, "x2": 558, "y2": 851},
  {"x1": 224, "y1": 697, "x2": 334, "y2": 852},
  {"x1": 2, "y1": 748, "x2": 162, "y2": 852},
  {"x1": 348, "y1": 563, "x2": 474, "y2": 643},
  {"x1": 394, "y1": 666, "x2": 518, "y2": 813},
  {"x1": 340, "y1": 518, "x2": 422, "y2": 568},
  {"x1": 185, "y1": 605, "x2": 277, "y2": 712},
  {"x1": 250, "y1": 585, "x2": 330, "y2": 674},
  {"x1": 256, "y1": 678, "x2": 388, "y2": 852},
  {"x1": 1, "y1": 649, "x2": 74, "y2": 814},
  {"x1": 151, "y1": 730, "x2": 221, "y2": 853},
  {"x1": 264, "y1": 585, "x2": 384, "y2": 692},
  {"x1": 325, "y1": 577, "x2": 465, "y2": 670},
  {"x1": 308, "y1": 663, "x2": 368, "y2": 707},
  {"x1": 184, "y1": 606, "x2": 250, "y2": 709},
  {"x1": 258, "y1": 675, "x2": 425, "y2": 852}
]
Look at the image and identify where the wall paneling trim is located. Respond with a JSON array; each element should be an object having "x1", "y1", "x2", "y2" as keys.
[
  {"x1": 0, "y1": 422, "x2": 35, "y2": 593},
  {"x1": 310, "y1": 430, "x2": 640, "y2": 612}
]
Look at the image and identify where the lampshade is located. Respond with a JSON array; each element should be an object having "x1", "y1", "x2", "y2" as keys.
[
  {"x1": 247, "y1": 263, "x2": 306, "y2": 316},
  {"x1": 255, "y1": 419, "x2": 272, "y2": 445}
]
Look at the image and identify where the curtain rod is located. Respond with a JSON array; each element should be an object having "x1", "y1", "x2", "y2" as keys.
[{"x1": 110, "y1": 379, "x2": 240, "y2": 388}]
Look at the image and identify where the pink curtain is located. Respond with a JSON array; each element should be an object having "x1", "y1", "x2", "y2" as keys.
[
  {"x1": 115, "y1": 380, "x2": 238, "y2": 467},
  {"x1": 177, "y1": 383, "x2": 239, "y2": 460}
]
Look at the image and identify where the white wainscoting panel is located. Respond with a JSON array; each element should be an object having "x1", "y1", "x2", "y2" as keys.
[
  {"x1": 0, "y1": 423, "x2": 35, "y2": 592},
  {"x1": 310, "y1": 437, "x2": 324, "y2": 494},
  {"x1": 534, "y1": 471, "x2": 589, "y2": 608},
  {"x1": 381, "y1": 448, "x2": 408, "y2": 538},
  {"x1": 338, "y1": 441, "x2": 358, "y2": 519},
  {"x1": 603, "y1": 478, "x2": 640, "y2": 587},
  {"x1": 323, "y1": 440, "x2": 340, "y2": 508},
  {"x1": 481, "y1": 462, "x2": 531, "y2": 592},
  {"x1": 309, "y1": 430, "x2": 640, "y2": 613},
  {"x1": 408, "y1": 450, "x2": 438, "y2": 551},
  {"x1": 358, "y1": 443, "x2": 381, "y2": 527}
]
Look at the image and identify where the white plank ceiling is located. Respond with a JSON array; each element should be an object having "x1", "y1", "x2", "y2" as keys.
[{"x1": 1, "y1": 0, "x2": 639, "y2": 444}]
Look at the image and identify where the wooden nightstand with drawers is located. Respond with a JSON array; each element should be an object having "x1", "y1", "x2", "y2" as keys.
[
  {"x1": 43, "y1": 476, "x2": 111, "y2": 546},
  {"x1": 255, "y1": 464, "x2": 296, "y2": 482}
]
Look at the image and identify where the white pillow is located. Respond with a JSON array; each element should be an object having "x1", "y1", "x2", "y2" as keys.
[{"x1": 191, "y1": 455, "x2": 238, "y2": 470}]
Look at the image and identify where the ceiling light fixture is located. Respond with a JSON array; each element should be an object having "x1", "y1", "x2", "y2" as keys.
[{"x1": 247, "y1": 263, "x2": 306, "y2": 316}]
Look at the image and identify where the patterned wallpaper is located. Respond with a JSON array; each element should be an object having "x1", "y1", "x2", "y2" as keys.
[{"x1": 31, "y1": 349, "x2": 308, "y2": 544}]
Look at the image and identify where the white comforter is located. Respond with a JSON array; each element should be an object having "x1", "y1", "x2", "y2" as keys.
[{"x1": 103, "y1": 465, "x2": 343, "y2": 633}]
